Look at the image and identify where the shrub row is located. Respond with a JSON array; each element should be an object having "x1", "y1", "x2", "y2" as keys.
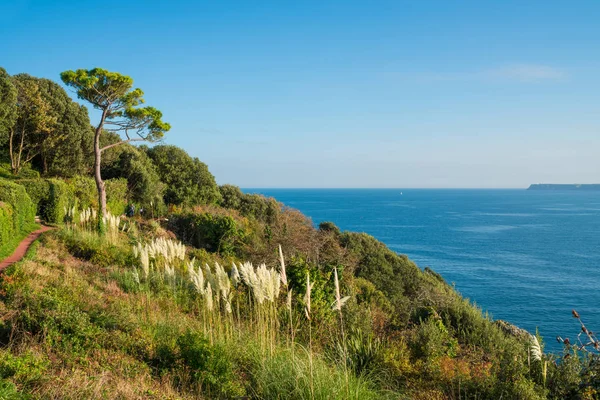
[
  {"x1": 0, "y1": 180, "x2": 36, "y2": 254},
  {"x1": 168, "y1": 210, "x2": 251, "y2": 256},
  {"x1": 18, "y1": 179, "x2": 71, "y2": 224},
  {"x1": 19, "y1": 177, "x2": 130, "y2": 224}
]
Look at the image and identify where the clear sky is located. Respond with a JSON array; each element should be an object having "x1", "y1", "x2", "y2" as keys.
[{"x1": 2, "y1": 0, "x2": 599, "y2": 188}]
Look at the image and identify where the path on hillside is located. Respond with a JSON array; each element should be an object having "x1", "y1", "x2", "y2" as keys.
[{"x1": 0, "y1": 225, "x2": 54, "y2": 272}]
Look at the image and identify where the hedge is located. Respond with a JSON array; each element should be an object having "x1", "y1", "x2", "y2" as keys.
[
  {"x1": 0, "y1": 180, "x2": 36, "y2": 255},
  {"x1": 105, "y1": 178, "x2": 128, "y2": 215},
  {"x1": 19, "y1": 176, "x2": 129, "y2": 224},
  {"x1": 18, "y1": 179, "x2": 72, "y2": 224}
]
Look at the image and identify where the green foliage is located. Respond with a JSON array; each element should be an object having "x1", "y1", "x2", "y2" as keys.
[
  {"x1": 147, "y1": 145, "x2": 220, "y2": 206},
  {"x1": 0, "y1": 351, "x2": 48, "y2": 385},
  {"x1": 411, "y1": 318, "x2": 457, "y2": 362},
  {"x1": 0, "y1": 379, "x2": 28, "y2": 400},
  {"x1": 286, "y1": 256, "x2": 336, "y2": 323},
  {"x1": 16, "y1": 179, "x2": 49, "y2": 212},
  {"x1": 105, "y1": 178, "x2": 128, "y2": 215},
  {"x1": 319, "y1": 221, "x2": 341, "y2": 236},
  {"x1": 56, "y1": 228, "x2": 133, "y2": 268},
  {"x1": 7, "y1": 75, "x2": 57, "y2": 175},
  {"x1": 0, "y1": 68, "x2": 17, "y2": 147},
  {"x1": 176, "y1": 331, "x2": 244, "y2": 398},
  {"x1": 65, "y1": 175, "x2": 128, "y2": 215},
  {"x1": 60, "y1": 68, "x2": 170, "y2": 142},
  {"x1": 342, "y1": 328, "x2": 385, "y2": 375},
  {"x1": 103, "y1": 145, "x2": 164, "y2": 210},
  {"x1": 218, "y1": 184, "x2": 243, "y2": 210},
  {"x1": 218, "y1": 185, "x2": 280, "y2": 223},
  {"x1": 0, "y1": 180, "x2": 36, "y2": 244},
  {"x1": 168, "y1": 211, "x2": 250, "y2": 256},
  {"x1": 340, "y1": 232, "x2": 422, "y2": 325},
  {"x1": 68, "y1": 175, "x2": 96, "y2": 210},
  {"x1": 249, "y1": 347, "x2": 382, "y2": 400},
  {"x1": 19, "y1": 179, "x2": 71, "y2": 224}
]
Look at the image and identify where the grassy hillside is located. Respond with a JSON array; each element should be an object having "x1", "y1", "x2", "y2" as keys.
[
  {"x1": 0, "y1": 191, "x2": 589, "y2": 399},
  {"x1": 0, "y1": 67, "x2": 597, "y2": 399}
]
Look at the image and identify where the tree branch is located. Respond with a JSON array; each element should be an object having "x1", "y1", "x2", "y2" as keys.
[{"x1": 100, "y1": 138, "x2": 145, "y2": 152}]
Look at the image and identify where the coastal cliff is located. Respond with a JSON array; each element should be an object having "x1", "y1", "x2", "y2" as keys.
[{"x1": 528, "y1": 183, "x2": 600, "y2": 190}]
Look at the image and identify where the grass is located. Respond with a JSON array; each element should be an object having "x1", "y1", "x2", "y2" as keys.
[
  {"x1": 0, "y1": 208, "x2": 569, "y2": 399},
  {"x1": 0, "y1": 222, "x2": 39, "y2": 261},
  {"x1": 0, "y1": 226, "x2": 386, "y2": 399}
]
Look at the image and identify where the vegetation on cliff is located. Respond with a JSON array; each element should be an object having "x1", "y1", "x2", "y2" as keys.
[{"x1": 0, "y1": 67, "x2": 597, "y2": 399}]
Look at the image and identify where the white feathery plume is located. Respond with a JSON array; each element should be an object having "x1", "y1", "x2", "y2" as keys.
[
  {"x1": 332, "y1": 267, "x2": 351, "y2": 311},
  {"x1": 203, "y1": 263, "x2": 218, "y2": 293},
  {"x1": 214, "y1": 262, "x2": 231, "y2": 301},
  {"x1": 132, "y1": 268, "x2": 140, "y2": 285},
  {"x1": 140, "y1": 247, "x2": 150, "y2": 278},
  {"x1": 278, "y1": 244, "x2": 287, "y2": 286},
  {"x1": 188, "y1": 260, "x2": 205, "y2": 295},
  {"x1": 304, "y1": 272, "x2": 313, "y2": 320},
  {"x1": 530, "y1": 335, "x2": 543, "y2": 362},
  {"x1": 230, "y1": 263, "x2": 240, "y2": 286},
  {"x1": 205, "y1": 285, "x2": 214, "y2": 311},
  {"x1": 164, "y1": 263, "x2": 175, "y2": 279}
]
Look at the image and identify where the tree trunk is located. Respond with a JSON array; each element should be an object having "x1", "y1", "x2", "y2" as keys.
[
  {"x1": 9, "y1": 127, "x2": 15, "y2": 174},
  {"x1": 94, "y1": 110, "x2": 108, "y2": 218}
]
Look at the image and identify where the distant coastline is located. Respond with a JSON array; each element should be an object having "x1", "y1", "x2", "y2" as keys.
[{"x1": 528, "y1": 184, "x2": 600, "y2": 190}]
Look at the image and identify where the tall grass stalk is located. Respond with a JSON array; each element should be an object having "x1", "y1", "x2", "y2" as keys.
[
  {"x1": 333, "y1": 267, "x2": 350, "y2": 397},
  {"x1": 304, "y1": 271, "x2": 315, "y2": 399}
]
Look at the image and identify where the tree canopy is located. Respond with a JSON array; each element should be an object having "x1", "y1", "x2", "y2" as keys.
[{"x1": 146, "y1": 145, "x2": 220, "y2": 206}]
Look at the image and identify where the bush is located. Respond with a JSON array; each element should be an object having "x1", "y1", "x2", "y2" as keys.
[
  {"x1": 168, "y1": 211, "x2": 251, "y2": 256},
  {"x1": 19, "y1": 179, "x2": 71, "y2": 224},
  {"x1": 105, "y1": 178, "x2": 128, "y2": 215},
  {"x1": 68, "y1": 175, "x2": 96, "y2": 210},
  {"x1": 16, "y1": 179, "x2": 49, "y2": 211},
  {"x1": 146, "y1": 145, "x2": 220, "y2": 207},
  {"x1": 176, "y1": 331, "x2": 244, "y2": 398},
  {"x1": 67, "y1": 176, "x2": 128, "y2": 216},
  {"x1": 0, "y1": 180, "x2": 36, "y2": 254}
]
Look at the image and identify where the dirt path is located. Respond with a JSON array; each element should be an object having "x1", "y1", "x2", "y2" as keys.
[{"x1": 0, "y1": 225, "x2": 54, "y2": 272}]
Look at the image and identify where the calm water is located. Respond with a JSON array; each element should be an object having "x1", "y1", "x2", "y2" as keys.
[{"x1": 246, "y1": 189, "x2": 600, "y2": 353}]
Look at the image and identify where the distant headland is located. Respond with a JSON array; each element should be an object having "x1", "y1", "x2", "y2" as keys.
[{"x1": 528, "y1": 184, "x2": 600, "y2": 190}]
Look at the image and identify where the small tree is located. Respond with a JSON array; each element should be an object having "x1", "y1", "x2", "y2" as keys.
[{"x1": 61, "y1": 68, "x2": 170, "y2": 218}]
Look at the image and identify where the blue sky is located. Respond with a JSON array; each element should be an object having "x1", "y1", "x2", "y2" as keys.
[{"x1": 1, "y1": 0, "x2": 599, "y2": 188}]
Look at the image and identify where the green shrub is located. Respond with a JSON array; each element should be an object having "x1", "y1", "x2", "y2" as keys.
[
  {"x1": 16, "y1": 179, "x2": 50, "y2": 212},
  {"x1": 168, "y1": 211, "x2": 250, "y2": 256},
  {"x1": 343, "y1": 327, "x2": 385, "y2": 376},
  {"x1": 0, "y1": 180, "x2": 36, "y2": 255},
  {"x1": 45, "y1": 179, "x2": 71, "y2": 223},
  {"x1": 0, "y1": 351, "x2": 48, "y2": 385},
  {"x1": 177, "y1": 331, "x2": 245, "y2": 398},
  {"x1": 0, "y1": 204, "x2": 15, "y2": 255},
  {"x1": 250, "y1": 347, "x2": 381, "y2": 400},
  {"x1": 56, "y1": 229, "x2": 133, "y2": 268},
  {"x1": 67, "y1": 176, "x2": 128, "y2": 216},
  {"x1": 105, "y1": 178, "x2": 128, "y2": 215},
  {"x1": 0, "y1": 379, "x2": 28, "y2": 399},
  {"x1": 68, "y1": 175, "x2": 96, "y2": 210},
  {"x1": 146, "y1": 145, "x2": 220, "y2": 207},
  {"x1": 15, "y1": 286, "x2": 105, "y2": 356},
  {"x1": 19, "y1": 179, "x2": 72, "y2": 224}
]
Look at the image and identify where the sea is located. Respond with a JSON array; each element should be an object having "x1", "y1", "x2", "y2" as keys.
[{"x1": 245, "y1": 188, "x2": 600, "y2": 353}]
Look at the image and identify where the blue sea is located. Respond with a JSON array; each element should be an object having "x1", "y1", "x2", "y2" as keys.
[{"x1": 245, "y1": 189, "x2": 600, "y2": 353}]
